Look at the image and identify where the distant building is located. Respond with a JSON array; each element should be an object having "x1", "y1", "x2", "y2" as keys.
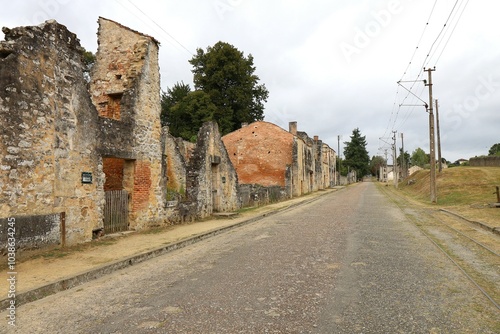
[{"x1": 222, "y1": 121, "x2": 336, "y2": 207}]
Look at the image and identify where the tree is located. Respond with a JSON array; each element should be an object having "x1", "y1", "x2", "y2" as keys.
[
  {"x1": 488, "y1": 143, "x2": 500, "y2": 156},
  {"x1": 167, "y1": 91, "x2": 218, "y2": 142},
  {"x1": 189, "y1": 41, "x2": 269, "y2": 135},
  {"x1": 81, "y1": 47, "x2": 95, "y2": 82},
  {"x1": 370, "y1": 155, "x2": 386, "y2": 179},
  {"x1": 397, "y1": 149, "x2": 411, "y2": 167},
  {"x1": 343, "y1": 128, "x2": 370, "y2": 178},
  {"x1": 161, "y1": 81, "x2": 192, "y2": 127},
  {"x1": 411, "y1": 147, "x2": 429, "y2": 167}
]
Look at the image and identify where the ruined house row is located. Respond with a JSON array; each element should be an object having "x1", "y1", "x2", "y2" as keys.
[{"x1": 0, "y1": 18, "x2": 337, "y2": 251}]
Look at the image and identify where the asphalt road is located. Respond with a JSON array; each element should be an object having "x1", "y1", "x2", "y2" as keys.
[{"x1": 3, "y1": 182, "x2": 498, "y2": 333}]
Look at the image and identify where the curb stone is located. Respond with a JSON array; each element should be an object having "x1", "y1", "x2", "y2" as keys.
[{"x1": 439, "y1": 208, "x2": 500, "y2": 236}]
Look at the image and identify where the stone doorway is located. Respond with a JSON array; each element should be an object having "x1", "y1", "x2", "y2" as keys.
[{"x1": 102, "y1": 158, "x2": 134, "y2": 233}]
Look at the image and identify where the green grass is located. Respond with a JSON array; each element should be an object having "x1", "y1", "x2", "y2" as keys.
[{"x1": 400, "y1": 166, "x2": 500, "y2": 206}]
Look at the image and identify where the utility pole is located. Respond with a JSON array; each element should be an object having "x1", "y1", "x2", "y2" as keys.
[
  {"x1": 392, "y1": 130, "x2": 398, "y2": 188},
  {"x1": 400, "y1": 132, "x2": 405, "y2": 179},
  {"x1": 435, "y1": 99, "x2": 442, "y2": 172},
  {"x1": 337, "y1": 135, "x2": 341, "y2": 186},
  {"x1": 425, "y1": 68, "x2": 437, "y2": 203},
  {"x1": 384, "y1": 149, "x2": 388, "y2": 182}
]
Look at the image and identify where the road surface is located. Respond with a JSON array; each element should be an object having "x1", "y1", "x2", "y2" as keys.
[{"x1": 3, "y1": 182, "x2": 498, "y2": 333}]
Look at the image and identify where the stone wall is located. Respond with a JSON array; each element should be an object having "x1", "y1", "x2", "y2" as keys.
[
  {"x1": 469, "y1": 156, "x2": 500, "y2": 167},
  {"x1": 89, "y1": 17, "x2": 166, "y2": 230},
  {"x1": 184, "y1": 122, "x2": 240, "y2": 220},
  {"x1": 238, "y1": 184, "x2": 287, "y2": 207},
  {"x1": 0, "y1": 20, "x2": 104, "y2": 246}
]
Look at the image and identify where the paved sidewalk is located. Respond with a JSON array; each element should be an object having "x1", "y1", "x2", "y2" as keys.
[{"x1": 0, "y1": 188, "x2": 340, "y2": 308}]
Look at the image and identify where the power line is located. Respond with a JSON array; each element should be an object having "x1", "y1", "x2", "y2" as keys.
[
  {"x1": 383, "y1": 0, "x2": 469, "y2": 143},
  {"x1": 421, "y1": 0, "x2": 461, "y2": 70},
  {"x1": 432, "y1": 0, "x2": 470, "y2": 66},
  {"x1": 398, "y1": 0, "x2": 438, "y2": 82},
  {"x1": 115, "y1": 0, "x2": 195, "y2": 56}
]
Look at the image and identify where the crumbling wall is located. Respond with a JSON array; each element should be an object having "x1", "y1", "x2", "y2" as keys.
[
  {"x1": 469, "y1": 156, "x2": 500, "y2": 167},
  {"x1": 183, "y1": 122, "x2": 240, "y2": 220},
  {"x1": 222, "y1": 121, "x2": 294, "y2": 190},
  {"x1": 89, "y1": 17, "x2": 165, "y2": 229},
  {"x1": 238, "y1": 184, "x2": 287, "y2": 207},
  {"x1": 322, "y1": 143, "x2": 336, "y2": 188},
  {"x1": 297, "y1": 131, "x2": 317, "y2": 194},
  {"x1": 0, "y1": 20, "x2": 104, "y2": 247}
]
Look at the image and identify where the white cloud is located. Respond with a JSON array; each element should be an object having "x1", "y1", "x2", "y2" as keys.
[{"x1": 1, "y1": 0, "x2": 498, "y2": 162}]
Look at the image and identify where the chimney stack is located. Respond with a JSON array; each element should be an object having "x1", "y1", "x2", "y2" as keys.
[{"x1": 289, "y1": 121, "x2": 297, "y2": 135}]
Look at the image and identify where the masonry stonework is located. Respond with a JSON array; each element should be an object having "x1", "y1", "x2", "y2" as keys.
[
  {"x1": 90, "y1": 17, "x2": 166, "y2": 230},
  {"x1": 0, "y1": 20, "x2": 104, "y2": 247},
  {"x1": 183, "y1": 122, "x2": 240, "y2": 220}
]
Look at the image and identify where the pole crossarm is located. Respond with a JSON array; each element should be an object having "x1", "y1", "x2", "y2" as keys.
[{"x1": 397, "y1": 81, "x2": 428, "y2": 107}]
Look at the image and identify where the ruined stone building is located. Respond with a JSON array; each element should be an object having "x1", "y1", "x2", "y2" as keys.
[
  {"x1": 0, "y1": 20, "x2": 104, "y2": 248},
  {"x1": 1, "y1": 18, "x2": 240, "y2": 251},
  {"x1": 163, "y1": 122, "x2": 240, "y2": 222},
  {"x1": 89, "y1": 17, "x2": 166, "y2": 231},
  {"x1": 182, "y1": 122, "x2": 240, "y2": 220},
  {"x1": 222, "y1": 121, "x2": 336, "y2": 207}
]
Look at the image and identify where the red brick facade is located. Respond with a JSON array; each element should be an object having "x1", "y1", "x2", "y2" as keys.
[
  {"x1": 222, "y1": 121, "x2": 294, "y2": 187},
  {"x1": 133, "y1": 161, "x2": 152, "y2": 212},
  {"x1": 103, "y1": 158, "x2": 125, "y2": 191}
]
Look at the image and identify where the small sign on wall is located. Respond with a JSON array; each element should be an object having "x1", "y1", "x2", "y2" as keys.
[{"x1": 81, "y1": 172, "x2": 93, "y2": 184}]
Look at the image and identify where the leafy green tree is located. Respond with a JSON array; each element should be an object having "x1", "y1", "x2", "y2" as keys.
[
  {"x1": 343, "y1": 128, "x2": 370, "y2": 178},
  {"x1": 488, "y1": 143, "x2": 500, "y2": 156},
  {"x1": 168, "y1": 91, "x2": 218, "y2": 142},
  {"x1": 189, "y1": 41, "x2": 269, "y2": 135},
  {"x1": 370, "y1": 155, "x2": 386, "y2": 179},
  {"x1": 81, "y1": 47, "x2": 95, "y2": 82},
  {"x1": 397, "y1": 149, "x2": 411, "y2": 167},
  {"x1": 411, "y1": 147, "x2": 429, "y2": 167},
  {"x1": 161, "y1": 81, "x2": 192, "y2": 127}
]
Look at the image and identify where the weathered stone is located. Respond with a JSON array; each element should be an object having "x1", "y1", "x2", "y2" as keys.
[
  {"x1": 90, "y1": 17, "x2": 166, "y2": 230},
  {"x1": 0, "y1": 20, "x2": 104, "y2": 246}
]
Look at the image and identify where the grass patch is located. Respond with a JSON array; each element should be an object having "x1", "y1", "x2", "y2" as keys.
[{"x1": 400, "y1": 167, "x2": 500, "y2": 206}]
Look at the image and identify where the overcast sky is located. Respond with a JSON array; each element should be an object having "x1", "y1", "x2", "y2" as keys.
[{"x1": 1, "y1": 0, "x2": 499, "y2": 163}]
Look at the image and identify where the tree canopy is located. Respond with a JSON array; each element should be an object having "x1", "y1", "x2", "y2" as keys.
[
  {"x1": 488, "y1": 143, "x2": 500, "y2": 156},
  {"x1": 411, "y1": 147, "x2": 429, "y2": 167},
  {"x1": 370, "y1": 155, "x2": 386, "y2": 179},
  {"x1": 343, "y1": 128, "x2": 370, "y2": 178},
  {"x1": 189, "y1": 41, "x2": 269, "y2": 135}
]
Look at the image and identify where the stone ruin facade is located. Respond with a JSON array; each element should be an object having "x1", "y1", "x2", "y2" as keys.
[
  {"x1": 0, "y1": 18, "x2": 241, "y2": 251},
  {"x1": 0, "y1": 20, "x2": 104, "y2": 249},
  {"x1": 222, "y1": 121, "x2": 336, "y2": 207},
  {"x1": 89, "y1": 17, "x2": 166, "y2": 230},
  {"x1": 0, "y1": 17, "x2": 337, "y2": 252}
]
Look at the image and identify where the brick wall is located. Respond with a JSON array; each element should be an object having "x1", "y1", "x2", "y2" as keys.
[
  {"x1": 222, "y1": 121, "x2": 294, "y2": 187},
  {"x1": 103, "y1": 158, "x2": 124, "y2": 190},
  {"x1": 132, "y1": 161, "x2": 152, "y2": 212}
]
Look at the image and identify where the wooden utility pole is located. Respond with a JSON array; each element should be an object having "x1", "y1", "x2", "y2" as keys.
[
  {"x1": 392, "y1": 130, "x2": 398, "y2": 188},
  {"x1": 435, "y1": 99, "x2": 442, "y2": 172},
  {"x1": 425, "y1": 68, "x2": 437, "y2": 203},
  {"x1": 400, "y1": 132, "x2": 405, "y2": 179},
  {"x1": 337, "y1": 135, "x2": 341, "y2": 185}
]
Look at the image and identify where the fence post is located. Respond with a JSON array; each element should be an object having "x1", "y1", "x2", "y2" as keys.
[{"x1": 60, "y1": 212, "x2": 66, "y2": 248}]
